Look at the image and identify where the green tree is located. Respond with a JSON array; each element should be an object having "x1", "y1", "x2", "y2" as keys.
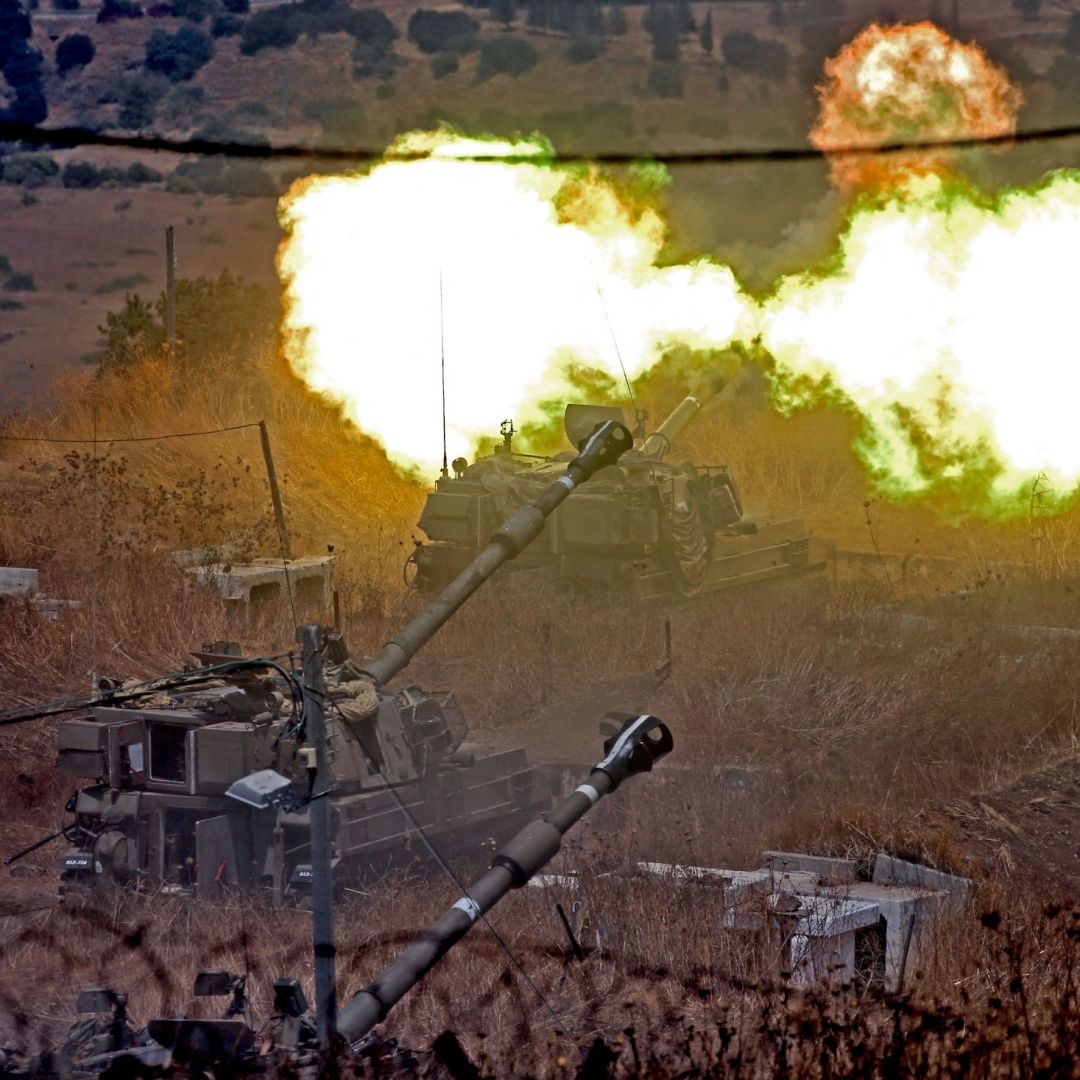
[
  {"x1": 430, "y1": 50, "x2": 458, "y2": 77},
  {"x1": 171, "y1": 0, "x2": 210, "y2": 22},
  {"x1": 475, "y1": 35, "x2": 537, "y2": 79},
  {"x1": 1066, "y1": 11, "x2": 1080, "y2": 52},
  {"x1": 491, "y1": 0, "x2": 516, "y2": 27},
  {"x1": 126, "y1": 160, "x2": 163, "y2": 183},
  {"x1": 526, "y1": 0, "x2": 547, "y2": 30},
  {"x1": 55, "y1": 31, "x2": 94, "y2": 74},
  {"x1": 144, "y1": 25, "x2": 213, "y2": 80},
  {"x1": 0, "y1": 0, "x2": 48, "y2": 124},
  {"x1": 61, "y1": 160, "x2": 101, "y2": 187},
  {"x1": 644, "y1": 2, "x2": 679, "y2": 63},
  {"x1": 676, "y1": 0, "x2": 693, "y2": 33},
  {"x1": 407, "y1": 9, "x2": 478, "y2": 54},
  {"x1": 210, "y1": 12, "x2": 241, "y2": 36},
  {"x1": 721, "y1": 30, "x2": 788, "y2": 80},
  {"x1": 118, "y1": 74, "x2": 166, "y2": 128},
  {"x1": 699, "y1": 9, "x2": 712, "y2": 54},
  {"x1": 607, "y1": 1, "x2": 626, "y2": 35}
]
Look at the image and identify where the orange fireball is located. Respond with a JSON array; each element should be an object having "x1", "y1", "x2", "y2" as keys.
[{"x1": 811, "y1": 21, "x2": 1022, "y2": 192}]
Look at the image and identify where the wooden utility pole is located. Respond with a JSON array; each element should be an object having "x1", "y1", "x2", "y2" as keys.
[
  {"x1": 165, "y1": 225, "x2": 177, "y2": 356},
  {"x1": 258, "y1": 420, "x2": 293, "y2": 562}
]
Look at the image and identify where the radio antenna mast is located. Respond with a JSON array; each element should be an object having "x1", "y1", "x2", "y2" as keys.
[
  {"x1": 595, "y1": 282, "x2": 646, "y2": 443},
  {"x1": 440, "y1": 271, "x2": 449, "y2": 480}
]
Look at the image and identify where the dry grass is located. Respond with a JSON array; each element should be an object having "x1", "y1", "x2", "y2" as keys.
[
  {"x1": 1, "y1": 348, "x2": 1080, "y2": 1074},
  {"x1": 0, "y1": 881, "x2": 1075, "y2": 1076}
]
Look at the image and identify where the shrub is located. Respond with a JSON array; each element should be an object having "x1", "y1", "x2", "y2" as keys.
[
  {"x1": 61, "y1": 160, "x2": 102, "y2": 188},
  {"x1": 56, "y1": 32, "x2": 95, "y2": 74},
  {"x1": 97, "y1": 165, "x2": 128, "y2": 185},
  {"x1": 475, "y1": 35, "x2": 537, "y2": 81},
  {"x1": 721, "y1": 30, "x2": 788, "y2": 81},
  {"x1": 0, "y1": 297, "x2": 24, "y2": 309},
  {"x1": 0, "y1": 254, "x2": 10, "y2": 275},
  {"x1": 174, "y1": 157, "x2": 275, "y2": 196},
  {"x1": 96, "y1": 0, "x2": 143, "y2": 22},
  {"x1": 144, "y1": 25, "x2": 213, "y2": 80},
  {"x1": 565, "y1": 36, "x2": 604, "y2": 63},
  {"x1": 375, "y1": 81, "x2": 394, "y2": 98},
  {"x1": 0, "y1": 153, "x2": 59, "y2": 187},
  {"x1": 170, "y1": 0, "x2": 209, "y2": 21},
  {"x1": 239, "y1": 6, "x2": 298, "y2": 53},
  {"x1": 219, "y1": 162, "x2": 275, "y2": 197},
  {"x1": 221, "y1": 0, "x2": 247, "y2": 11},
  {"x1": 53, "y1": 0, "x2": 80, "y2": 10},
  {"x1": 211, "y1": 13, "x2": 241, "y2": 36},
  {"x1": 1067, "y1": 12, "x2": 1080, "y2": 53},
  {"x1": 430, "y1": 50, "x2": 458, "y2": 78},
  {"x1": 407, "y1": 9, "x2": 478, "y2": 54},
  {"x1": 303, "y1": 96, "x2": 365, "y2": 136},
  {"x1": 118, "y1": 74, "x2": 167, "y2": 128},
  {"x1": 4, "y1": 271, "x2": 37, "y2": 292},
  {"x1": 644, "y1": 2, "x2": 680, "y2": 63},
  {"x1": 97, "y1": 270, "x2": 274, "y2": 370},
  {"x1": 647, "y1": 61, "x2": 683, "y2": 97},
  {"x1": 127, "y1": 161, "x2": 163, "y2": 184},
  {"x1": 165, "y1": 172, "x2": 197, "y2": 193}
]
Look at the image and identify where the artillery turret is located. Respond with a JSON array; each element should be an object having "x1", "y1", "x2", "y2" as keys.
[
  {"x1": 29, "y1": 421, "x2": 634, "y2": 900},
  {"x1": 409, "y1": 381, "x2": 833, "y2": 602}
]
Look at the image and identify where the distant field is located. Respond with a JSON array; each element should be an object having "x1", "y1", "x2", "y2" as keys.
[
  {"x1": 4, "y1": 0, "x2": 1080, "y2": 403},
  {"x1": 0, "y1": 185, "x2": 278, "y2": 406}
]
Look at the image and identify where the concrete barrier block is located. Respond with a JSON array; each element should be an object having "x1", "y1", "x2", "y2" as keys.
[
  {"x1": 761, "y1": 850, "x2": 857, "y2": 882},
  {"x1": 0, "y1": 567, "x2": 39, "y2": 598},
  {"x1": 872, "y1": 854, "x2": 971, "y2": 900}
]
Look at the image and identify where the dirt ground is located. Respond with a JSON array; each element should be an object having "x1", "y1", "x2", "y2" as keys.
[{"x1": 912, "y1": 754, "x2": 1080, "y2": 889}]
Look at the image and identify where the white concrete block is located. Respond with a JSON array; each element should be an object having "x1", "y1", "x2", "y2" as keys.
[
  {"x1": 187, "y1": 556, "x2": 333, "y2": 610},
  {"x1": 0, "y1": 567, "x2": 39, "y2": 598},
  {"x1": 761, "y1": 850, "x2": 857, "y2": 882},
  {"x1": 872, "y1": 854, "x2": 971, "y2": 901}
]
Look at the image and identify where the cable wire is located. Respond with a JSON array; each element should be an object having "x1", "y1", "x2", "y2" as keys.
[
  {"x1": 3, "y1": 118, "x2": 1080, "y2": 165},
  {"x1": 0, "y1": 653, "x2": 300, "y2": 727},
  {"x1": 0, "y1": 422, "x2": 260, "y2": 444}
]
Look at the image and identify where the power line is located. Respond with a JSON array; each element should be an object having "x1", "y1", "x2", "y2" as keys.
[
  {"x1": 2, "y1": 118, "x2": 1080, "y2": 166},
  {"x1": 0, "y1": 422, "x2": 260, "y2": 445}
]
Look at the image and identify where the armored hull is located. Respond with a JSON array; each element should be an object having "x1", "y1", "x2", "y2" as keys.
[{"x1": 56, "y1": 688, "x2": 548, "y2": 900}]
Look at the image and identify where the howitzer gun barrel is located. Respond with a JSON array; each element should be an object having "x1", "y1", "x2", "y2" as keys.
[
  {"x1": 359, "y1": 420, "x2": 633, "y2": 686},
  {"x1": 336, "y1": 713, "x2": 673, "y2": 1046},
  {"x1": 641, "y1": 380, "x2": 720, "y2": 460}
]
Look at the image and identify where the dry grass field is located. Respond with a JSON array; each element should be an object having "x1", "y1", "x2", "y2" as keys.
[{"x1": 0, "y1": 344, "x2": 1078, "y2": 1074}]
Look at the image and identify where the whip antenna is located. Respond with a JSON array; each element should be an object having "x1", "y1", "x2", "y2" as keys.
[
  {"x1": 440, "y1": 270, "x2": 448, "y2": 479},
  {"x1": 595, "y1": 282, "x2": 643, "y2": 442}
]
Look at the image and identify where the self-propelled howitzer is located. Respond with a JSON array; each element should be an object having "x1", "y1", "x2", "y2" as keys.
[
  {"x1": 410, "y1": 382, "x2": 833, "y2": 601},
  {"x1": 44, "y1": 421, "x2": 634, "y2": 899}
]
